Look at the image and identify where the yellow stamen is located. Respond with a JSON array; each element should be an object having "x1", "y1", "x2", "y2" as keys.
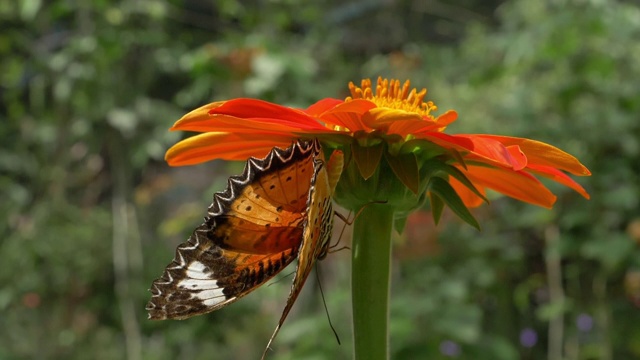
[{"x1": 346, "y1": 77, "x2": 438, "y2": 118}]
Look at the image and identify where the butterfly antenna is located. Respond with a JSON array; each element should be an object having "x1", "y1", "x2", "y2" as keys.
[{"x1": 316, "y1": 265, "x2": 341, "y2": 345}]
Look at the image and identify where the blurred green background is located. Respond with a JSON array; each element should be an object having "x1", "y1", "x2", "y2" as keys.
[{"x1": 2, "y1": 0, "x2": 639, "y2": 359}]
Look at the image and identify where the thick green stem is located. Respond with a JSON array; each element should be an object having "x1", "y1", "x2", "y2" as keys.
[{"x1": 352, "y1": 204, "x2": 395, "y2": 360}]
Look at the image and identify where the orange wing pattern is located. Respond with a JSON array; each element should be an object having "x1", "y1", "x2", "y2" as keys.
[
  {"x1": 147, "y1": 140, "x2": 321, "y2": 319},
  {"x1": 147, "y1": 139, "x2": 342, "y2": 359},
  {"x1": 262, "y1": 147, "x2": 336, "y2": 359}
]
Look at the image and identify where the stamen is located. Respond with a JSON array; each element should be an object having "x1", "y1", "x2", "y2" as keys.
[{"x1": 346, "y1": 76, "x2": 438, "y2": 118}]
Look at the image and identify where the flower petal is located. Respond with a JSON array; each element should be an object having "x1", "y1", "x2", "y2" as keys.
[
  {"x1": 165, "y1": 132, "x2": 296, "y2": 165},
  {"x1": 434, "y1": 110, "x2": 458, "y2": 128},
  {"x1": 459, "y1": 165, "x2": 557, "y2": 208},
  {"x1": 320, "y1": 111, "x2": 369, "y2": 132},
  {"x1": 318, "y1": 99, "x2": 377, "y2": 130},
  {"x1": 384, "y1": 110, "x2": 456, "y2": 136},
  {"x1": 386, "y1": 115, "x2": 449, "y2": 137},
  {"x1": 324, "y1": 99, "x2": 377, "y2": 115},
  {"x1": 209, "y1": 98, "x2": 324, "y2": 129},
  {"x1": 178, "y1": 114, "x2": 326, "y2": 133},
  {"x1": 421, "y1": 132, "x2": 521, "y2": 169},
  {"x1": 449, "y1": 177, "x2": 487, "y2": 208},
  {"x1": 170, "y1": 101, "x2": 226, "y2": 131},
  {"x1": 367, "y1": 108, "x2": 423, "y2": 125},
  {"x1": 526, "y1": 164, "x2": 590, "y2": 199},
  {"x1": 305, "y1": 98, "x2": 344, "y2": 117},
  {"x1": 506, "y1": 145, "x2": 528, "y2": 171},
  {"x1": 469, "y1": 135, "x2": 591, "y2": 176}
]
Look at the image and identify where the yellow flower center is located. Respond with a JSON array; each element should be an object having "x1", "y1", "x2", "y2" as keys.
[{"x1": 346, "y1": 77, "x2": 438, "y2": 118}]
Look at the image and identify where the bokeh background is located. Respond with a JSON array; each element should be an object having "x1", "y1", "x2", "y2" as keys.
[{"x1": 2, "y1": 0, "x2": 640, "y2": 359}]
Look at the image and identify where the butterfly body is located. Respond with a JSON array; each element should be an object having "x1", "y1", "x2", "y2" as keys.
[{"x1": 147, "y1": 139, "x2": 339, "y2": 357}]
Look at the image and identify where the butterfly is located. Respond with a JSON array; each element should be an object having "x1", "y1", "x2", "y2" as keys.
[{"x1": 147, "y1": 139, "x2": 342, "y2": 358}]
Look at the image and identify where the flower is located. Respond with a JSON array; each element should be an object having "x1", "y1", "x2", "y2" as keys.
[{"x1": 166, "y1": 77, "x2": 590, "y2": 219}]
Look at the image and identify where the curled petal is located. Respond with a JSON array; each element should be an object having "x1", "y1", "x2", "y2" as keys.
[
  {"x1": 165, "y1": 132, "x2": 296, "y2": 165},
  {"x1": 470, "y1": 135, "x2": 591, "y2": 176},
  {"x1": 506, "y1": 145, "x2": 527, "y2": 171},
  {"x1": 460, "y1": 165, "x2": 557, "y2": 208},
  {"x1": 421, "y1": 133, "x2": 521, "y2": 169}
]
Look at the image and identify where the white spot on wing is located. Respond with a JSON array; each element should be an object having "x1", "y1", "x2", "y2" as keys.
[
  {"x1": 177, "y1": 261, "x2": 229, "y2": 307},
  {"x1": 205, "y1": 296, "x2": 235, "y2": 306},
  {"x1": 185, "y1": 261, "x2": 212, "y2": 279}
]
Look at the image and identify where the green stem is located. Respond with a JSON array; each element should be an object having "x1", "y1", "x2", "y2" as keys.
[{"x1": 352, "y1": 203, "x2": 395, "y2": 360}]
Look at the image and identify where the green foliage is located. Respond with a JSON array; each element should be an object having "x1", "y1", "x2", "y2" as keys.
[{"x1": 1, "y1": 0, "x2": 638, "y2": 359}]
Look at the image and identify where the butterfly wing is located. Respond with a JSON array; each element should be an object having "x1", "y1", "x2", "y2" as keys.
[
  {"x1": 147, "y1": 141, "x2": 321, "y2": 320},
  {"x1": 262, "y1": 146, "x2": 336, "y2": 358}
]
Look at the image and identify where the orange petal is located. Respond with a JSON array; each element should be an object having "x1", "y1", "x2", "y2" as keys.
[
  {"x1": 434, "y1": 110, "x2": 458, "y2": 128},
  {"x1": 165, "y1": 132, "x2": 295, "y2": 165},
  {"x1": 170, "y1": 101, "x2": 226, "y2": 131},
  {"x1": 305, "y1": 98, "x2": 344, "y2": 117},
  {"x1": 366, "y1": 108, "x2": 423, "y2": 125},
  {"x1": 387, "y1": 117, "x2": 447, "y2": 137},
  {"x1": 320, "y1": 111, "x2": 369, "y2": 132},
  {"x1": 526, "y1": 164, "x2": 590, "y2": 199},
  {"x1": 470, "y1": 135, "x2": 591, "y2": 176},
  {"x1": 449, "y1": 176, "x2": 486, "y2": 208},
  {"x1": 173, "y1": 114, "x2": 324, "y2": 133},
  {"x1": 506, "y1": 145, "x2": 527, "y2": 171},
  {"x1": 421, "y1": 133, "x2": 521, "y2": 169},
  {"x1": 318, "y1": 99, "x2": 377, "y2": 130},
  {"x1": 460, "y1": 165, "x2": 557, "y2": 208},
  {"x1": 324, "y1": 99, "x2": 377, "y2": 115},
  {"x1": 209, "y1": 98, "x2": 323, "y2": 128}
]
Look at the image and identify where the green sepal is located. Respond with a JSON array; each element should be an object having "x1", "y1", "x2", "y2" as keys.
[
  {"x1": 427, "y1": 177, "x2": 480, "y2": 230},
  {"x1": 394, "y1": 213, "x2": 409, "y2": 235},
  {"x1": 385, "y1": 151, "x2": 420, "y2": 194},
  {"x1": 428, "y1": 191, "x2": 445, "y2": 225},
  {"x1": 447, "y1": 148, "x2": 467, "y2": 170},
  {"x1": 422, "y1": 160, "x2": 489, "y2": 204},
  {"x1": 394, "y1": 138, "x2": 447, "y2": 158},
  {"x1": 352, "y1": 141, "x2": 384, "y2": 180}
]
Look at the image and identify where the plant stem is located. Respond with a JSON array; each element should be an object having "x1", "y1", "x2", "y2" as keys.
[{"x1": 351, "y1": 203, "x2": 394, "y2": 360}]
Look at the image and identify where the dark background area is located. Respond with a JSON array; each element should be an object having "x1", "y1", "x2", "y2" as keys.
[{"x1": 1, "y1": 0, "x2": 639, "y2": 359}]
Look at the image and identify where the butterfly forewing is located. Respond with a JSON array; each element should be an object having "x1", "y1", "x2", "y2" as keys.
[{"x1": 147, "y1": 140, "x2": 322, "y2": 320}]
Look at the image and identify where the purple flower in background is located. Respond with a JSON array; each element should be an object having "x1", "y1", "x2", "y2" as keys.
[
  {"x1": 520, "y1": 328, "x2": 538, "y2": 348},
  {"x1": 439, "y1": 340, "x2": 461, "y2": 357},
  {"x1": 576, "y1": 313, "x2": 594, "y2": 332}
]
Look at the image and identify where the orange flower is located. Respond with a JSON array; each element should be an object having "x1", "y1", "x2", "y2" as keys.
[{"x1": 166, "y1": 77, "x2": 590, "y2": 210}]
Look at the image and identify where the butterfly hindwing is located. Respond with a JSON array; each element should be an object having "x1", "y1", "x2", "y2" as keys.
[
  {"x1": 262, "y1": 152, "x2": 336, "y2": 358},
  {"x1": 147, "y1": 140, "x2": 322, "y2": 320}
]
